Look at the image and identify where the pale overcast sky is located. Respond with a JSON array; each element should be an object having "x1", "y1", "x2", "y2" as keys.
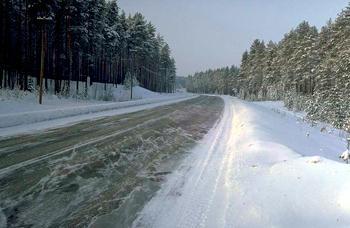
[{"x1": 118, "y1": 0, "x2": 348, "y2": 76}]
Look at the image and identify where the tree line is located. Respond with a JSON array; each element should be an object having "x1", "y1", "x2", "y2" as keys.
[
  {"x1": 186, "y1": 66, "x2": 239, "y2": 95},
  {"x1": 237, "y1": 22, "x2": 319, "y2": 103},
  {"x1": 0, "y1": 0, "x2": 176, "y2": 96},
  {"x1": 187, "y1": 4, "x2": 350, "y2": 132},
  {"x1": 237, "y1": 5, "x2": 350, "y2": 131}
]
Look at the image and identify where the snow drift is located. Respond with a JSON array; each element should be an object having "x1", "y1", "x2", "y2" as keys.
[{"x1": 134, "y1": 96, "x2": 350, "y2": 228}]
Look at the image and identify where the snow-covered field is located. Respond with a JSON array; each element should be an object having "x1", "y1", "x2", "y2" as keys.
[
  {"x1": 0, "y1": 86, "x2": 193, "y2": 136},
  {"x1": 133, "y1": 96, "x2": 350, "y2": 228}
]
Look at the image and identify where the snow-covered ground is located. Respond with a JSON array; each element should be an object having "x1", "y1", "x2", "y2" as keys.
[
  {"x1": 113, "y1": 85, "x2": 174, "y2": 100},
  {"x1": 0, "y1": 86, "x2": 193, "y2": 136},
  {"x1": 0, "y1": 96, "x2": 196, "y2": 138},
  {"x1": 0, "y1": 85, "x2": 182, "y2": 115},
  {"x1": 133, "y1": 96, "x2": 350, "y2": 228}
]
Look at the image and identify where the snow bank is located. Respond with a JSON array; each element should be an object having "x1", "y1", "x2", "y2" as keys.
[
  {"x1": 113, "y1": 85, "x2": 167, "y2": 101},
  {"x1": 0, "y1": 96, "x2": 197, "y2": 138},
  {"x1": 134, "y1": 96, "x2": 350, "y2": 228},
  {"x1": 1, "y1": 76, "x2": 165, "y2": 102},
  {"x1": 253, "y1": 100, "x2": 349, "y2": 139},
  {"x1": 251, "y1": 100, "x2": 349, "y2": 161},
  {"x1": 0, "y1": 94, "x2": 191, "y2": 128},
  {"x1": 0, "y1": 84, "x2": 193, "y2": 129},
  {"x1": 227, "y1": 99, "x2": 350, "y2": 227}
]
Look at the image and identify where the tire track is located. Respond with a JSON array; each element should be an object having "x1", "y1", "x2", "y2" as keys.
[{"x1": 133, "y1": 96, "x2": 236, "y2": 228}]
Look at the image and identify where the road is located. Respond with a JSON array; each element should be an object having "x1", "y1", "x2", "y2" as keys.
[
  {"x1": 133, "y1": 95, "x2": 236, "y2": 228},
  {"x1": 0, "y1": 96, "x2": 224, "y2": 228}
]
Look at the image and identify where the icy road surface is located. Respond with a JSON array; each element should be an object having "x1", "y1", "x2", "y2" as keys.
[
  {"x1": 133, "y1": 96, "x2": 350, "y2": 228},
  {"x1": 0, "y1": 96, "x2": 223, "y2": 227}
]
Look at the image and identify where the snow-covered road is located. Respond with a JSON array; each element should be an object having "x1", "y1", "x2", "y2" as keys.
[
  {"x1": 133, "y1": 96, "x2": 350, "y2": 228},
  {"x1": 0, "y1": 96, "x2": 223, "y2": 228}
]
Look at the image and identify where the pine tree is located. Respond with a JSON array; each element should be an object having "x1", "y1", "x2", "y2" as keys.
[
  {"x1": 235, "y1": 3, "x2": 350, "y2": 132},
  {"x1": 0, "y1": 0, "x2": 177, "y2": 96}
]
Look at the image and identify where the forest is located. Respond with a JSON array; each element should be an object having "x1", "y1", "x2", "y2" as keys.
[
  {"x1": 186, "y1": 66, "x2": 239, "y2": 95},
  {"x1": 0, "y1": 0, "x2": 176, "y2": 96},
  {"x1": 187, "y1": 5, "x2": 350, "y2": 132}
]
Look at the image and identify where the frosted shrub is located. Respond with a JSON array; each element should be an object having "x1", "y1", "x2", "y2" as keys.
[
  {"x1": 0, "y1": 87, "x2": 33, "y2": 101},
  {"x1": 295, "y1": 95, "x2": 310, "y2": 112},
  {"x1": 60, "y1": 82, "x2": 71, "y2": 98},
  {"x1": 344, "y1": 118, "x2": 350, "y2": 135},
  {"x1": 76, "y1": 89, "x2": 88, "y2": 100},
  {"x1": 124, "y1": 72, "x2": 139, "y2": 90},
  {"x1": 266, "y1": 86, "x2": 281, "y2": 100},
  {"x1": 305, "y1": 96, "x2": 318, "y2": 120},
  {"x1": 27, "y1": 78, "x2": 35, "y2": 92},
  {"x1": 257, "y1": 90, "x2": 264, "y2": 100},
  {"x1": 283, "y1": 91, "x2": 309, "y2": 112},
  {"x1": 283, "y1": 91, "x2": 297, "y2": 110},
  {"x1": 340, "y1": 150, "x2": 350, "y2": 163}
]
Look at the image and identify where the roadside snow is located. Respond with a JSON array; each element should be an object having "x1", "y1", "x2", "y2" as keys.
[
  {"x1": 0, "y1": 84, "x2": 184, "y2": 116},
  {"x1": 253, "y1": 100, "x2": 349, "y2": 139},
  {"x1": 0, "y1": 95, "x2": 192, "y2": 128},
  {"x1": 0, "y1": 96, "x2": 196, "y2": 137},
  {"x1": 113, "y1": 85, "x2": 170, "y2": 100},
  {"x1": 133, "y1": 96, "x2": 350, "y2": 228},
  {"x1": 0, "y1": 85, "x2": 192, "y2": 129},
  {"x1": 252, "y1": 100, "x2": 306, "y2": 118}
]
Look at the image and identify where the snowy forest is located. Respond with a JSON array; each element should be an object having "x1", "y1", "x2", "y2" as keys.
[
  {"x1": 188, "y1": 5, "x2": 350, "y2": 133},
  {"x1": 186, "y1": 66, "x2": 239, "y2": 94},
  {"x1": 0, "y1": 0, "x2": 176, "y2": 96}
]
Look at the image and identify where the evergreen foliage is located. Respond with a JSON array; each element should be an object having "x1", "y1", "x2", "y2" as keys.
[
  {"x1": 186, "y1": 66, "x2": 239, "y2": 95},
  {"x1": 186, "y1": 4, "x2": 350, "y2": 132},
  {"x1": 0, "y1": 0, "x2": 176, "y2": 94},
  {"x1": 237, "y1": 5, "x2": 350, "y2": 132}
]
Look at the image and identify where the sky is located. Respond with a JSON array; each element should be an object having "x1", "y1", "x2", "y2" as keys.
[{"x1": 118, "y1": 0, "x2": 349, "y2": 76}]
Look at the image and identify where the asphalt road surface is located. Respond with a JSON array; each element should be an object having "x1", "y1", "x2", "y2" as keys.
[{"x1": 0, "y1": 96, "x2": 224, "y2": 228}]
